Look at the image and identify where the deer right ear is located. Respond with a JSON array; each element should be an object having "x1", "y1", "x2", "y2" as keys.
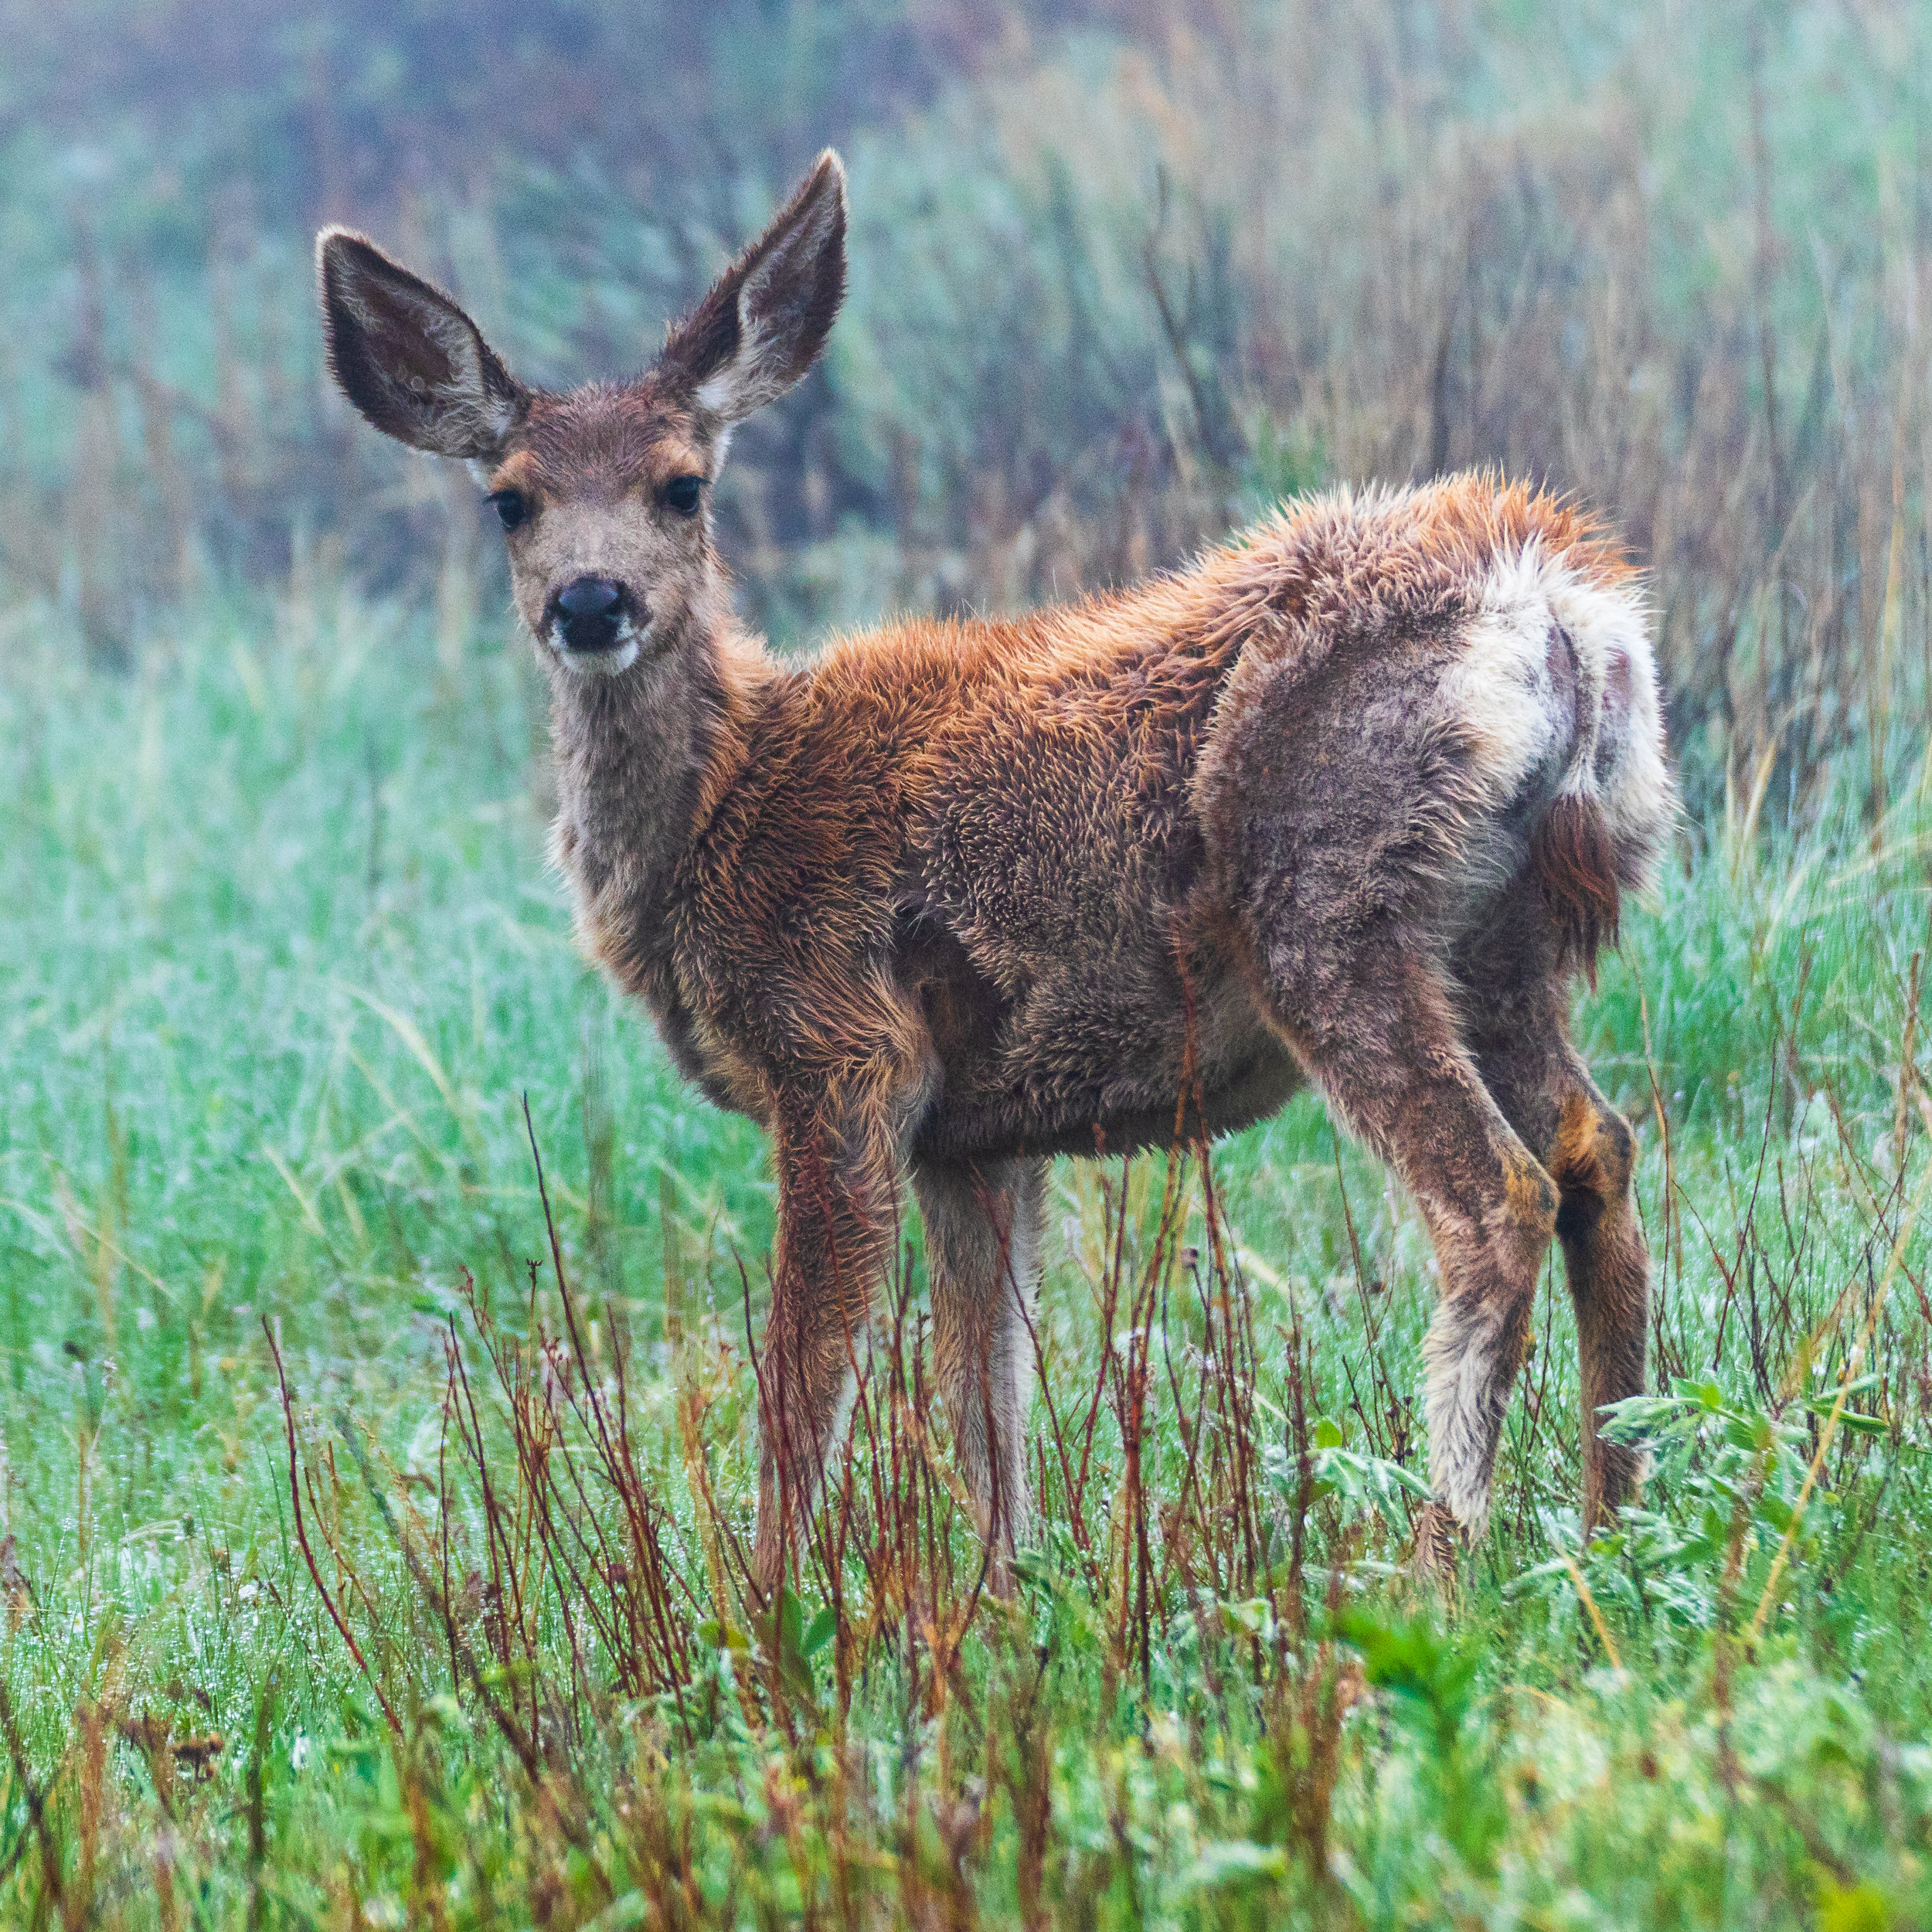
[
  {"x1": 317, "y1": 228, "x2": 526, "y2": 460},
  {"x1": 661, "y1": 151, "x2": 848, "y2": 424}
]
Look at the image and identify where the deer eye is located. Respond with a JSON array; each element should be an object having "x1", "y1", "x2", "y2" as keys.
[
  {"x1": 662, "y1": 475, "x2": 702, "y2": 517},
  {"x1": 487, "y1": 488, "x2": 527, "y2": 532}
]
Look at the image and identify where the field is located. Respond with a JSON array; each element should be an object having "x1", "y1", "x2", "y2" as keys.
[
  {"x1": 4, "y1": 575, "x2": 1932, "y2": 1930},
  {"x1": 8, "y1": 2, "x2": 1932, "y2": 1923}
]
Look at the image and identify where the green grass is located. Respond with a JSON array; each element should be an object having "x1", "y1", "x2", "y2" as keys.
[{"x1": 4, "y1": 589, "x2": 1932, "y2": 1930}]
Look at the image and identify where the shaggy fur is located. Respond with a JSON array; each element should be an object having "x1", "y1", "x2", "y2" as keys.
[{"x1": 318, "y1": 151, "x2": 1675, "y2": 1593}]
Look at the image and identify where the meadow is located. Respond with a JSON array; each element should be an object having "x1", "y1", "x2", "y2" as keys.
[
  {"x1": 3, "y1": 568, "x2": 1932, "y2": 1929},
  {"x1": 8, "y1": 1, "x2": 1932, "y2": 1923}
]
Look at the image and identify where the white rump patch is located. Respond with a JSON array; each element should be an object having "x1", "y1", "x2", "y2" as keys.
[
  {"x1": 1436, "y1": 545, "x2": 1570, "y2": 807},
  {"x1": 1436, "y1": 544, "x2": 1668, "y2": 888},
  {"x1": 1542, "y1": 566, "x2": 1669, "y2": 879}
]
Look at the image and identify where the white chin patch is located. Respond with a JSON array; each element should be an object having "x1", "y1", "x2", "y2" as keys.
[{"x1": 550, "y1": 625, "x2": 644, "y2": 677}]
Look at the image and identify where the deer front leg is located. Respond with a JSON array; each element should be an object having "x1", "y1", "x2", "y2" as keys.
[
  {"x1": 750, "y1": 1106, "x2": 903, "y2": 1601},
  {"x1": 913, "y1": 1155, "x2": 1046, "y2": 1587}
]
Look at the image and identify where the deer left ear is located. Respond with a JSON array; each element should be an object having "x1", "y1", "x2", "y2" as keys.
[
  {"x1": 662, "y1": 151, "x2": 847, "y2": 424},
  {"x1": 317, "y1": 228, "x2": 526, "y2": 459}
]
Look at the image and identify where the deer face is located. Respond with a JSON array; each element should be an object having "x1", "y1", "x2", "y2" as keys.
[
  {"x1": 317, "y1": 153, "x2": 846, "y2": 679},
  {"x1": 473, "y1": 385, "x2": 719, "y2": 675}
]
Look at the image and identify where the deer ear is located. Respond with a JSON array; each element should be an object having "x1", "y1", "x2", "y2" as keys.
[
  {"x1": 317, "y1": 228, "x2": 526, "y2": 459},
  {"x1": 662, "y1": 151, "x2": 847, "y2": 423}
]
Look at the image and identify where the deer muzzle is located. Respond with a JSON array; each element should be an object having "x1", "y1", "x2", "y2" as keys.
[{"x1": 548, "y1": 575, "x2": 643, "y2": 656}]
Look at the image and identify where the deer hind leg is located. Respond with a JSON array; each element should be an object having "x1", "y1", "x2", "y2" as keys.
[
  {"x1": 1549, "y1": 1074, "x2": 1648, "y2": 1529},
  {"x1": 1459, "y1": 930, "x2": 1649, "y2": 1534},
  {"x1": 913, "y1": 1155, "x2": 1045, "y2": 1582},
  {"x1": 1256, "y1": 937, "x2": 1559, "y2": 1561}
]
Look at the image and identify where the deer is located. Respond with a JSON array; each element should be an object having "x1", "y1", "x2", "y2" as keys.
[{"x1": 317, "y1": 150, "x2": 1672, "y2": 1597}]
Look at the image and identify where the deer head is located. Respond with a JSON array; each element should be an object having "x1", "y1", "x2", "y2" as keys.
[{"x1": 317, "y1": 152, "x2": 846, "y2": 678}]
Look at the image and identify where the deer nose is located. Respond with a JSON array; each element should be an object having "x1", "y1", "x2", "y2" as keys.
[
  {"x1": 557, "y1": 577, "x2": 622, "y2": 620},
  {"x1": 552, "y1": 576, "x2": 628, "y2": 650}
]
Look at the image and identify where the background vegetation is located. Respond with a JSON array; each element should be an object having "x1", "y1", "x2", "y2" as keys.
[{"x1": 5, "y1": 2, "x2": 1932, "y2": 1925}]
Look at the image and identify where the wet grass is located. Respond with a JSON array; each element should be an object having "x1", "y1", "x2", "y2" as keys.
[{"x1": 3, "y1": 591, "x2": 1932, "y2": 1928}]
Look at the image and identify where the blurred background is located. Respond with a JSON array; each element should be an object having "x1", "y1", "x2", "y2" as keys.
[{"x1": 4, "y1": 0, "x2": 1928, "y2": 815}]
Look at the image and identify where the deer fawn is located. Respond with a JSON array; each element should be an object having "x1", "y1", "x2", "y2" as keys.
[{"x1": 318, "y1": 151, "x2": 1671, "y2": 1594}]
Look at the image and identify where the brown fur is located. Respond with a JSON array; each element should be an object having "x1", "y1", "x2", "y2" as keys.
[
  {"x1": 318, "y1": 153, "x2": 1673, "y2": 1594},
  {"x1": 1533, "y1": 792, "x2": 1624, "y2": 986}
]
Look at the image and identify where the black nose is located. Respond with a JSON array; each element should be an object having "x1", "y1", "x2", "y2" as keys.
[
  {"x1": 558, "y1": 577, "x2": 622, "y2": 620},
  {"x1": 553, "y1": 576, "x2": 628, "y2": 650}
]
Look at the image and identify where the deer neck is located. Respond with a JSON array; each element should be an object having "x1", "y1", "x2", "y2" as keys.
[{"x1": 544, "y1": 610, "x2": 773, "y2": 984}]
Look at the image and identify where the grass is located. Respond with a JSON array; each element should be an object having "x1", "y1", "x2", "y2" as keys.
[{"x1": 4, "y1": 586, "x2": 1932, "y2": 1930}]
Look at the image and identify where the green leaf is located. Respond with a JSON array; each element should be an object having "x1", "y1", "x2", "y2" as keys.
[
  {"x1": 1815, "y1": 1372, "x2": 1883, "y2": 1402},
  {"x1": 1598, "y1": 1393, "x2": 1700, "y2": 1449},
  {"x1": 1219, "y1": 1597, "x2": 1273, "y2": 1638},
  {"x1": 1816, "y1": 1881, "x2": 1891, "y2": 1932},
  {"x1": 417, "y1": 1692, "x2": 464, "y2": 1733},
  {"x1": 1182, "y1": 1840, "x2": 1289, "y2": 1891},
  {"x1": 580, "y1": 1894, "x2": 650, "y2": 1932}
]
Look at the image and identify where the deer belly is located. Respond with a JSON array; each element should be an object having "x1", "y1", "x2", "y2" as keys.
[{"x1": 913, "y1": 966, "x2": 1298, "y2": 1162}]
